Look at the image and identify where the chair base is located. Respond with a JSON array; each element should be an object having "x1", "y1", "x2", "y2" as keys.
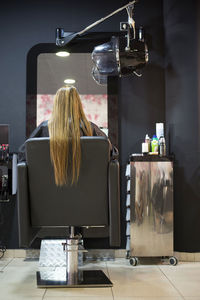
[{"x1": 37, "y1": 270, "x2": 113, "y2": 288}]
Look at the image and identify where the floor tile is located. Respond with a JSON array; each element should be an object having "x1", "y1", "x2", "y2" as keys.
[
  {"x1": 76, "y1": 260, "x2": 109, "y2": 280},
  {"x1": 45, "y1": 287, "x2": 113, "y2": 297},
  {"x1": 44, "y1": 297, "x2": 113, "y2": 300},
  {"x1": 159, "y1": 262, "x2": 200, "y2": 296},
  {"x1": 7, "y1": 257, "x2": 38, "y2": 267},
  {"x1": 0, "y1": 258, "x2": 12, "y2": 270},
  {"x1": 112, "y1": 282, "x2": 180, "y2": 297},
  {"x1": 1, "y1": 257, "x2": 200, "y2": 299},
  {"x1": 0, "y1": 263, "x2": 45, "y2": 298},
  {"x1": 107, "y1": 263, "x2": 180, "y2": 297},
  {"x1": 80, "y1": 260, "x2": 107, "y2": 270},
  {"x1": 113, "y1": 297, "x2": 183, "y2": 300},
  {"x1": 0, "y1": 296, "x2": 43, "y2": 300},
  {"x1": 184, "y1": 298, "x2": 200, "y2": 300},
  {"x1": 108, "y1": 262, "x2": 170, "y2": 283}
]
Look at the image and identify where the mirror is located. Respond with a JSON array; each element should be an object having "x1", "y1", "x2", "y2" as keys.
[{"x1": 37, "y1": 53, "x2": 108, "y2": 135}]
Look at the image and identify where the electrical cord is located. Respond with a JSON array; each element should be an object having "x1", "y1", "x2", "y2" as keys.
[
  {"x1": 0, "y1": 193, "x2": 7, "y2": 259},
  {"x1": 0, "y1": 245, "x2": 6, "y2": 259},
  {"x1": 0, "y1": 200, "x2": 4, "y2": 226}
]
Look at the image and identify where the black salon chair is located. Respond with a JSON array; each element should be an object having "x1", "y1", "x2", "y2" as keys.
[{"x1": 17, "y1": 136, "x2": 120, "y2": 287}]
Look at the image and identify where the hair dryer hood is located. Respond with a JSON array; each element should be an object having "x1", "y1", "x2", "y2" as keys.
[
  {"x1": 92, "y1": 36, "x2": 148, "y2": 84},
  {"x1": 91, "y1": 37, "x2": 119, "y2": 84}
]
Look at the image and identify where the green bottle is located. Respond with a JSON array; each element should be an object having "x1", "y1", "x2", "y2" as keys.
[{"x1": 151, "y1": 135, "x2": 159, "y2": 152}]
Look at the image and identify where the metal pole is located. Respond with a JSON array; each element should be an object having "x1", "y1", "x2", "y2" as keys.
[
  {"x1": 77, "y1": 0, "x2": 137, "y2": 36},
  {"x1": 69, "y1": 226, "x2": 75, "y2": 238},
  {"x1": 67, "y1": 238, "x2": 79, "y2": 285}
]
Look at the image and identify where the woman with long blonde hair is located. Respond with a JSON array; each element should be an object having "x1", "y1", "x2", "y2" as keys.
[
  {"x1": 18, "y1": 86, "x2": 111, "y2": 185},
  {"x1": 48, "y1": 86, "x2": 93, "y2": 185}
]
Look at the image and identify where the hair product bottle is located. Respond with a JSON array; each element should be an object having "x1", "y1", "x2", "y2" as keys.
[
  {"x1": 159, "y1": 136, "x2": 166, "y2": 156},
  {"x1": 151, "y1": 135, "x2": 159, "y2": 153},
  {"x1": 156, "y1": 123, "x2": 164, "y2": 140},
  {"x1": 145, "y1": 134, "x2": 151, "y2": 152}
]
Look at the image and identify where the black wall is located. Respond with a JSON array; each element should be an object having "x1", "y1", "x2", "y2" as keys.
[
  {"x1": 0, "y1": 0, "x2": 199, "y2": 251},
  {"x1": 164, "y1": 0, "x2": 200, "y2": 252},
  {"x1": 119, "y1": 0, "x2": 165, "y2": 246}
]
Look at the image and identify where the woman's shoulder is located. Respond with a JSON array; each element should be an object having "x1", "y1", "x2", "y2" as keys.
[
  {"x1": 40, "y1": 120, "x2": 48, "y2": 127},
  {"x1": 90, "y1": 122, "x2": 107, "y2": 138},
  {"x1": 39, "y1": 120, "x2": 49, "y2": 136},
  {"x1": 90, "y1": 121, "x2": 98, "y2": 130},
  {"x1": 29, "y1": 120, "x2": 49, "y2": 138}
]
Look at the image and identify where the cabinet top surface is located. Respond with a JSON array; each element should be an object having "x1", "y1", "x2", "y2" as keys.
[{"x1": 130, "y1": 155, "x2": 174, "y2": 162}]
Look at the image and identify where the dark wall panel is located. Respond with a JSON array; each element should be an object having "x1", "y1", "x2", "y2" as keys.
[
  {"x1": 163, "y1": 0, "x2": 200, "y2": 251},
  {"x1": 119, "y1": 0, "x2": 165, "y2": 247}
]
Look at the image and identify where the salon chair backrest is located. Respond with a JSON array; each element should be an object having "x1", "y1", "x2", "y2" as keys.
[{"x1": 17, "y1": 137, "x2": 120, "y2": 247}]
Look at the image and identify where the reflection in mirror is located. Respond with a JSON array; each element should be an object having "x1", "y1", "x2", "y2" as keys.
[{"x1": 37, "y1": 53, "x2": 108, "y2": 136}]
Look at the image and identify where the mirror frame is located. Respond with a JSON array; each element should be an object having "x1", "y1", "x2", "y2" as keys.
[{"x1": 26, "y1": 32, "x2": 120, "y2": 148}]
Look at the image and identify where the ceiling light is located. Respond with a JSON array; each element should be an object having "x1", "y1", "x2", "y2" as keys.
[
  {"x1": 64, "y1": 79, "x2": 75, "y2": 84},
  {"x1": 56, "y1": 51, "x2": 70, "y2": 57}
]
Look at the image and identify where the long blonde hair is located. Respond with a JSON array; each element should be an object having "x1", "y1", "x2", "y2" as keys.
[{"x1": 48, "y1": 86, "x2": 92, "y2": 186}]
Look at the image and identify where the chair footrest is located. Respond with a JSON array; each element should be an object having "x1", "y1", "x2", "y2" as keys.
[{"x1": 37, "y1": 270, "x2": 112, "y2": 287}]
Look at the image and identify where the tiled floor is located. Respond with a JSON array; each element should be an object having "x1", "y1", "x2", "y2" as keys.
[{"x1": 0, "y1": 257, "x2": 199, "y2": 300}]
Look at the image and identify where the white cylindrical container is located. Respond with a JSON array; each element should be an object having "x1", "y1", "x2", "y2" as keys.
[
  {"x1": 142, "y1": 142, "x2": 149, "y2": 154},
  {"x1": 145, "y1": 134, "x2": 151, "y2": 152},
  {"x1": 156, "y1": 123, "x2": 164, "y2": 140}
]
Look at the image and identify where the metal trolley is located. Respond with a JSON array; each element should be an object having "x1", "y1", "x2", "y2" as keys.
[{"x1": 126, "y1": 155, "x2": 177, "y2": 266}]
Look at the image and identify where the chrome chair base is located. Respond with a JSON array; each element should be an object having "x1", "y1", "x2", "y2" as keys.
[
  {"x1": 37, "y1": 227, "x2": 113, "y2": 288},
  {"x1": 37, "y1": 270, "x2": 112, "y2": 288}
]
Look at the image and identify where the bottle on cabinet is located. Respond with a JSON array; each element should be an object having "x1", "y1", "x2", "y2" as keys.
[
  {"x1": 141, "y1": 123, "x2": 166, "y2": 156},
  {"x1": 156, "y1": 123, "x2": 164, "y2": 140},
  {"x1": 159, "y1": 136, "x2": 166, "y2": 156},
  {"x1": 145, "y1": 134, "x2": 151, "y2": 152},
  {"x1": 151, "y1": 135, "x2": 159, "y2": 153},
  {"x1": 142, "y1": 134, "x2": 151, "y2": 154}
]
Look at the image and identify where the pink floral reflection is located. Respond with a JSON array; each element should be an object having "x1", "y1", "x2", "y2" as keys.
[{"x1": 37, "y1": 94, "x2": 108, "y2": 128}]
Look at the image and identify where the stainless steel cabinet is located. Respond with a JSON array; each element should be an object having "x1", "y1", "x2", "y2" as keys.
[{"x1": 126, "y1": 156, "x2": 177, "y2": 265}]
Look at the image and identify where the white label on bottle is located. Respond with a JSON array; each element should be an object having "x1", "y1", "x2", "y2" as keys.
[{"x1": 142, "y1": 143, "x2": 149, "y2": 153}]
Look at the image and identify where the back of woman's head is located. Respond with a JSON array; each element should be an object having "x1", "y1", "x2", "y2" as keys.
[{"x1": 48, "y1": 86, "x2": 92, "y2": 186}]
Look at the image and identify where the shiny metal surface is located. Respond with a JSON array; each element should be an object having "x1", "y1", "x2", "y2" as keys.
[
  {"x1": 37, "y1": 239, "x2": 113, "y2": 288},
  {"x1": 39, "y1": 239, "x2": 66, "y2": 267},
  {"x1": 130, "y1": 161, "x2": 173, "y2": 257},
  {"x1": 39, "y1": 239, "x2": 83, "y2": 267},
  {"x1": 37, "y1": 270, "x2": 112, "y2": 288},
  {"x1": 66, "y1": 239, "x2": 79, "y2": 285}
]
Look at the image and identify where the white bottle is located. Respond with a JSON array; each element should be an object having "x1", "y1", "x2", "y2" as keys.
[
  {"x1": 156, "y1": 123, "x2": 164, "y2": 140},
  {"x1": 145, "y1": 134, "x2": 151, "y2": 152}
]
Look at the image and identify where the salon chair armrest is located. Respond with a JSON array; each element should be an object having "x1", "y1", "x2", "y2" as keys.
[
  {"x1": 111, "y1": 146, "x2": 119, "y2": 160},
  {"x1": 17, "y1": 162, "x2": 40, "y2": 248},
  {"x1": 108, "y1": 159, "x2": 121, "y2": 247}
]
